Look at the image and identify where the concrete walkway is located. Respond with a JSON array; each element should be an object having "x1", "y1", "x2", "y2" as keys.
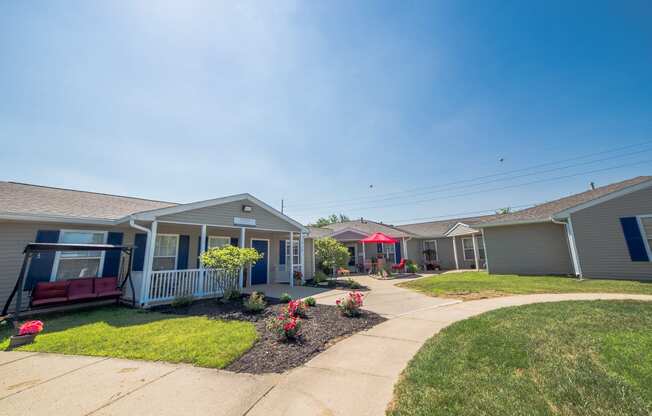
[{"x1": 2, "y1": 276, "x2": 652, "y2": 415}]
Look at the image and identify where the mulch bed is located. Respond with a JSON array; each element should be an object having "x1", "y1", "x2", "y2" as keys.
[{"x1": 156, "y1": 297, "x2": 385, "y2": 374}]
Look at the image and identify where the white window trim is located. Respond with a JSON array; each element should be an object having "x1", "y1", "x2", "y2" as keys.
[
  {"x1": 153, "y1": 233, "x2": 179, "y2": 271},
  {"x1": 637, "y1": 215, "x2": 652, "y2": 262},
  {"x1": 51, "y1": 229, "x2": 108, "y2": 281},
  {"x1": 423, "y1": 240, "x2": 438, "y2": 262},
  {"x1": 207, "y1": 235, "x2": 231, "y2": 249},
  {"x1": 461, "y1": 237, "x2": 475, "y2": 261}
]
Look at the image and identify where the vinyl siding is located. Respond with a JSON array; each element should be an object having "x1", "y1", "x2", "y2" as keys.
[
  {"x1": 157, "y1": 200, "x2": 302, "y2": 232},
  {"x1": 483, "y1": 222, "x2": 573, "y2": 275},
  {"x1": 408, "y1": 238, "x2": 459, "y2": 270},
  {"x1": 571, "y1": 185, "x2": 652, "y2": 280},
  {"x1": 0, "y1": 221, "x2": 136, "y2": 309},
  {"x1": 332, "y1": 231, "x2": 368, "y2": 241}
]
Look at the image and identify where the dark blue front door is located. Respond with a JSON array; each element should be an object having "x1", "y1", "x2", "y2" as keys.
[{"x1": 251, "y1": 240, "x2": 268, "y2": 284}]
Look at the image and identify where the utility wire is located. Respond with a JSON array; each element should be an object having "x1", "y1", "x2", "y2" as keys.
[{"x1": 285, "y1": 140, "x2": 652, "y2": 211}]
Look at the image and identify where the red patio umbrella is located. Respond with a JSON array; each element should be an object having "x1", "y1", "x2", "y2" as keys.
[{"x1": 359, "y1": 232, "x2": 398, "y2": 244}]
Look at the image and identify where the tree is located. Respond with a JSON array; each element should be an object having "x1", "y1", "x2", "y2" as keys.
[
  {"x1": 200, "y1": 245, "x2": 263, "y2": 276},
  {"x1": 310, "y1": 213, "x2": 350, "y2": 227},
  {"x1": 314, "y1": 237, "x2": 350, "y2": 277},
  {"x1": 495, "y1": 207, "x2": 512, "y2": 215}
]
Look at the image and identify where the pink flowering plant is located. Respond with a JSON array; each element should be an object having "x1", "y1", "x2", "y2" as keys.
[
  {"x1": 18, "y1": 320, "x2": 44, "y2": 336},
  {"x1": 267, "y1": 311, "x2": 302, "y2": 340},
  {"x1": 286, "y1": 299, "x2": 308, "y2": 318},
  {"x1": 336, "y1": 292, "x2": 364, "y2": 317}
]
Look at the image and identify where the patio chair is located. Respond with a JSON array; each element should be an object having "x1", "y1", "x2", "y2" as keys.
[{"x1": 392, "y1": 259, "x2": 406, "y2": 273}]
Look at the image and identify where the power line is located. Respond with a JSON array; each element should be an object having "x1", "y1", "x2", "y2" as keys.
[
  {"x1": 285, "y1": 140, "x2": 652, "y2": 211},
  {"x1": 387, "y1": 203, "x2": 537, "y2": 225},
  {"x1": 295, "y1": 158, "x2": 652, "y2": 216},
  {"x1": 288, "y1": 148, "x2": 652, "y2": 214}
]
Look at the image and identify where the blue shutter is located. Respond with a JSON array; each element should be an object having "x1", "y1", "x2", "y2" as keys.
[
  {"x1": 133, "y1": 233, "x2": 147, "y2": 271},
  {"x1": 279, "y1": 240, "x2": 286, "y2": 264},
  {"x1": 620, "y1": 217, "x2": 650, "y2": 262},
  {"x1": 102, "y1": 232, "x2": 124, "y2": 277},
  {"x1": 377, "y1": 243, "x2": 383, "y2": 253},
  {"x1": 178, "y1": 235, "x2": 190, "y2": 270},
  {"x1": 25, "y1": 230, "x2": 60, "y2": 289},
  {"x1": 231, "y1": 237, "x2": 239, "y2": 247},
  {"x1": 395, "y1": 241, "x2": 402, "y2": 263}
]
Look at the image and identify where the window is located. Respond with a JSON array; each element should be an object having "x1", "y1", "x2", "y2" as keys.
[
  {"x1": 462, "y1": 237, "x2": 475, "y2": 261},
  {"x1": 642, "y1": 217, "x2": 652, "y2": 257},
  {"x1": 153, "y1": 234, "x2": 178, "y2": 271},
  {"x1": 54, "y1": 230, "x2": 106, "y2": 280},
  {"x1": 423, "y1": 240, "x2": 438, "y2": 261},
  {"x1": 208, "y1": 236, "x2": 230, "y2": 249},
  {"x1": 285, "y1": 240, "x2": 300, "y2": 267}
]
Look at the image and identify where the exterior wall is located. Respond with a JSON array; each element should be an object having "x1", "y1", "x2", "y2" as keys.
[
  {"x1": 157, "y1": 200, "x2": 302, "y2": 232},
  {"x1": 0, "y1": 220, "x2": 136, "y2": 309},
  {"x1": 408, "y1": 238, "x2": 456, "y2": 269},
  {"x1": 332, "y1": 231, "x2": 367, "y2": 241},
  {"x1": 570, "y1": 186, "x2": 652, "y2": 280},
  {"x1": 483, "y1": 222, "x2": 573, "y2": 275},
  {"x1": 304, "y1": 238, "x2": 314, "y2": 280}
]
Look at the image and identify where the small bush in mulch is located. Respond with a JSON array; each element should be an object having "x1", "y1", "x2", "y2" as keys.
[
  {"x1": 305, "y1": 297, "x2": 316, "y2": 307},
  {"x1": 279, "y1": 293, "x2": 293, "y2": 303},
  {"x1": 305, "y1": 279, "x2": 370, "y2": 291},
  {"x1": 243, "y1": 291, "x2": 266, "y2": 314},
  {"x1": 156, "y1": 297, "x2": 385, "y2": 374}
]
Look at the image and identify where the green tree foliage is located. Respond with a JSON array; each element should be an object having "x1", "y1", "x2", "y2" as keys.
[
  {"x1": 314, "y1": 237, "x2": 350, "y2": 276},
  {"x1": 200, "y1": 245, "x2": 263, "y2": 274},
  {"x1": 495, "y1": 207, "x2": 512, "y2": 214},
  {"x1": 311, "y1": 213, "x2": 350, "y2": 227}
]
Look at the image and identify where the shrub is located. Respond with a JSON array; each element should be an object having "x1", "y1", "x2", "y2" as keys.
[
  {"x1": 171, "y1": 295, "x2": 193, "y2": 308},
  {"x1": 287, "y1": 299, "x2": 308, "y2": 318},
  {"x1": 243, "y1": 291, "x2": 266, "y2": 313},
  {"x1": 336, "y1": 292, "x2": 364, "y2": 317},
  {"x1": 267, "y1": 312, "x2": 302, "y2": 340},
  {"x1": 222, "y1": 287, "x2": 241, "y2": 303},
  {"x1": 200, "y1": 245, "x2": 263, "y2": 275},
  {"x1": 279, "y1": 292, "x2": 293, "y2": 303},
  {"x1": 314, "y1": 271, "x2": 329, "y2": 284},
  {"x1": 315, "y1": 237, "x2": 350, "y2": 277},
  {"x1": 346, "y1": 278, "x2": 362, "y2": 289},
  {"x1": 305, "y1": 297, "x2": 316, "y2": 307},
  {"x1": 406, "y1": 260, "x2": 419, "y2": 273}
]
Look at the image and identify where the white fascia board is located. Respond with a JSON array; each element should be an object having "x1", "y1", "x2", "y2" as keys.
[
  {"x1": 552, "y1": 179, "x2": 652, "y2": 220},
  {"x1": 0, "y1": 211, "x2": 117, "y2": 225},
  {"x1": 443, "y1": 222, "x2": 476, "y2": 236},
  {"x1": 127, "y1": 193, "x2": 308, "y2": 233}
]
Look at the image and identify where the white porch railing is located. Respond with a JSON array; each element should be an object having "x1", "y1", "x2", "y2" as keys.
[{"x1": 148, "y1": 268, "x2": 239, "y2": 304}]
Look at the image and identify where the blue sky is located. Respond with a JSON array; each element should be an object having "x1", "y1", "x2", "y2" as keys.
[{"x1": 1, "y1": 1, "x2": 651, "y2": 225}]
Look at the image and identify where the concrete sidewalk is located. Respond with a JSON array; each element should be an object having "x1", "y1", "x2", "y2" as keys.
[{"x1": 2, "y1": 277, "x2": 652, "y2": 416}]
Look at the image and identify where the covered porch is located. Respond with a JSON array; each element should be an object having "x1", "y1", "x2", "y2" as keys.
[{"x1": 445, "y1": 223, "x2": 487, "y2": 271}]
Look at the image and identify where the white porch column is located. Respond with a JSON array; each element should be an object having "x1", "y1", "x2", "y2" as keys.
[
  {"x1": 452, "y1": 236, "x2": 459, "y2": 270},
  {"x1": 142, "y1": 220, "x2": 158, "y2": 307},
  {"x1": 239, "y1": 227, "x2": 245, "y2": 288},
  {"x1": 362, "y1": 243, "x2": 366, "y2": 266},
  {"x1": 402, "y1": 237, "x2": 408, "y2": 260},
  {"x1": 289, "y1": 231, "x2": 294, "y2": 287},
  {"x1": 300, "y1": 232, "x2": 305, "y2": 283},
  {"x1": 472, "y1": 233, "x2": 480, "y2": 271},
  {"x1": 198, "y1": 224, "x2": 207, "y2": 295}
]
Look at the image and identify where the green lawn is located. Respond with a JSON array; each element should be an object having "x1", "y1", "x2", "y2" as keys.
[
  {"x1": 399, "y1": 272, "x2": 652, "y2": 300},
  {"x1": 389, "y1": 300, "x2": 652, "y2": 416},
  {"x1": 0, "y1": 307, "x2": 257, "y2": 368}
]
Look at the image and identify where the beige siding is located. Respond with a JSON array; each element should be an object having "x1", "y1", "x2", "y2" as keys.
[
  {"x1": 483, "y1": 222, "x2": 573, "y2": 275},
  {"x1": 408, "y1": 238, "x2": 459, "y2": 270},
  {"x1": 157, "y1": 200, "x2": 301, "y2": 232},
  {"x1": 571, "y1": 186, "x2": 652, "y2": 280},
  {"x1": 0, "y1": 221, "x2": 136, "y2": 308},
  {"x1": 304, "y1": 238, "x2": 315, "y2": 279}
]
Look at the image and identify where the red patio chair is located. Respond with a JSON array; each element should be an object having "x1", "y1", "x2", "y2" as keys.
[{"x1": 392, "y1": 259, "x2": 406, "y2": 273}]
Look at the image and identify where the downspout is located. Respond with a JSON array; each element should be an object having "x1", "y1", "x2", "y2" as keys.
[
  {"x1": 552, "y1": 217, "x2": 583, "y2": 279},
  {"x1": 129, "y1": 219, "x2": 152, "y2": 306}
]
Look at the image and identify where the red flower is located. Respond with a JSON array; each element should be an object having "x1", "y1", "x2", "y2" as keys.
[{"x1": 18, "y1": 320, "x2": 44, "y2": 336}]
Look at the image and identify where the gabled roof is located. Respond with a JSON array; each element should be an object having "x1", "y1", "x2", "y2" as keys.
[
  {"x1": 307, "y1": 219, "x2": 414, "y2": 239},
  {"x1": 0, "y1": 181, "x2": 175, "y2": 221},
  {"x1": 396, "y1": 214, "x2": 504, "y2": 238},
  {"x1": 477, "y1": 176, "x2": 652, "y2": 227}
]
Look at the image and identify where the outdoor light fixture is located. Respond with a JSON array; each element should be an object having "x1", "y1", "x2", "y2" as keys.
[{"x1": 242, "y1": 205, "x2": 253, "y2": 213}]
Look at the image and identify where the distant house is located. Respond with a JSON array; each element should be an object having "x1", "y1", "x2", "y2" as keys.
[
  {"x1": 0, "y1": 182, "x2": 309, "y2": 309},
  {"x1": 475, "y1": 176, "x2": 652, "y2": 280}
]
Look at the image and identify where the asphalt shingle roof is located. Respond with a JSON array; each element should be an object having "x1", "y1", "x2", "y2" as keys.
[
  {"x1": 396, "y1": 214, "x2": 504, "y2": 238},
  {"x1": 0, "y1": 182, "x2": 177, "y2": 220},
  {"x1": 307, "y1": 219, "x2": 414, "y2": 239},
  {"x1": 477, "y1": 176, "x2": 652, "y2": 226}
]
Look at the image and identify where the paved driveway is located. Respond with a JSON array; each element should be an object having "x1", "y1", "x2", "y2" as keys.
[{"x1": 4, "y1": 275, "x2": 649, "y2": 416}]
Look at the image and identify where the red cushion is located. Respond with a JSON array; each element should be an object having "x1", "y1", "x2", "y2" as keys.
[
  {"x1": 96, "y1": 290, "x2": 122, "y2": 299},
  {"x1": 95, "y1": 277, "x2": 119, "y2": 295},
  {"x1": 32, "y1": 297, "x2": 69, "y2": 307},
  {"x1": 32, "y1": 281, "x2": 69, "y2": 300},
  {"x1": 68, "y1": 278, "x2": 95, "y2": 297},
  {"x1": 68, "y1": 293, "x2": 99, "y2": 301}
]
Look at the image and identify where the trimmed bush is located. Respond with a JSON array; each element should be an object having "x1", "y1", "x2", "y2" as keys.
[
  {"x1": 243, "y1": 291, "x2": 266, "y2": 313},
  {"x1": 305, "y1": 297, "x2": 316, "y2": 307},
  {"x1": 279, "y1": 292, "x2": 293, "y2": 303}
]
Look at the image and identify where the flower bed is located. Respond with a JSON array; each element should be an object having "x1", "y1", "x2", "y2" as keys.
[{"x1": 158, "y1": 296, "x2": 385, "y2": 374}]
